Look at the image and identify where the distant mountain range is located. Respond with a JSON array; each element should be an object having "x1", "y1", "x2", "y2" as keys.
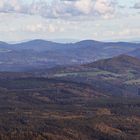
[{"x1": 0, "y1": 39, "x2": 140, "y2": 72}]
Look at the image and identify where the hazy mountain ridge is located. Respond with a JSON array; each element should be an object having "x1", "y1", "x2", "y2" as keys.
[{"x1": 0, "y1": 39, "x2": 140, "y2": 71}]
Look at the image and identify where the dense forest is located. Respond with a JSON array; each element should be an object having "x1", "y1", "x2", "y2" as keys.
[{"x1": 0, "y1": 75, "x2": 140, "y2": 140}]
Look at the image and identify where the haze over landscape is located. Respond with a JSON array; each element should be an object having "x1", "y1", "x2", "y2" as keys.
[{"x1": 0, "y1": 0, "x2": 140, "y2": 140}]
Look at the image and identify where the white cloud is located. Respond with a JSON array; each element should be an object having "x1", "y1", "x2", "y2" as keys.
[
  {"x1": 74, "y1": 0, "x2": 93, "y2": 14},
  {"x1": 0, "y1": 1, "x2": 4, "y2": 8},
  {"x1": 25, "y1": 24, "x2": 44, "y2": 32},
  {"x1": 48, "y1": 24, "x2": 56, "y2": 33},
  {"x1": 94, "y1": 0, "x2": 114, "y2": 14},
  {"x1": 49, "y1": 0, "x2": 116, "y2": 19},
  {"x1": 0, "y1": 0, "x2": 22, "y2": 12},
  {"x1": 0, "y1": 0, "x2": 116, "y2": 20},
  {"x1": 23, "y1": 22, "x2": 61, "y2": 33}
]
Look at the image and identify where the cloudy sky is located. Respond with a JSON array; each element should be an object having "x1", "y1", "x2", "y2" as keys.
[{"x1": 0, "y1": 0, "x2": 140, "y2": 42}]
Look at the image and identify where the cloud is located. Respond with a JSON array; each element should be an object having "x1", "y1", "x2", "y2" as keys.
[
  {"x1": 0, "y1": 0, "x2": 22, "y2": 12},
  {"x1": 94, "y1": 0, "x2": 114, "y2": 14},
  {"x1": 25, "y1": 24, "x2": 45, "y2": 32},
  {"x1": 23, "y1": 22, "x2": 62, "y2": 33},
  {"x1": 133, "y1": 2, "x2": 140, "y2": 9},
  {"x1": 0, "y1": 0, "x2": 116, "y2": 20},
  {"x1": 0, "y1": 11, "x2": 140, "y2": 42},
  {"x1": 25, "y1": 24, "x2": 58, "y2": 33},
  {"x1": 74, "y1": 0, "x2": 94, "y2": 14},
  {"x1": 48, "y1": 0, "x2": 116, "y2": 19}
]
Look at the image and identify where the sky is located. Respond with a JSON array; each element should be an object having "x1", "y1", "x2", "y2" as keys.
[{"x1": 0, "y1": 0, "x2": 140, "y2": 42}]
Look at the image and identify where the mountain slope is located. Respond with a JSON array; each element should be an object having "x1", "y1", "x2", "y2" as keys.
[
  {"x1": 84, "y1": 55, "x2": 140, "y2": 73},
  {"x1": 127, "y1": 48, "x2": 140, "y2": 58}
]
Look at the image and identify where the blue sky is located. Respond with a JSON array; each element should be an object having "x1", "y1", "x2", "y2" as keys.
[{"x1": 0, "y1": 0, "x2": 139, "y2": 42}]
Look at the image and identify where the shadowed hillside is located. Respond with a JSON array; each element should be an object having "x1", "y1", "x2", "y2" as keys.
[
  {"x1": 40, "y1": 55, "x2": 140, "y2": 97},
  {"x1": 84, "y1": 55, "x2": 140, "y2": 73}
]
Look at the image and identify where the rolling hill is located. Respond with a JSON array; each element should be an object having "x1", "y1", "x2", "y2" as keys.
[
  {"x1": 42, "y1": 55, "x2": 140, "y2": 97},
  {"x1": 84, "y1": 55, "x2": 140, "y2": 73}
]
